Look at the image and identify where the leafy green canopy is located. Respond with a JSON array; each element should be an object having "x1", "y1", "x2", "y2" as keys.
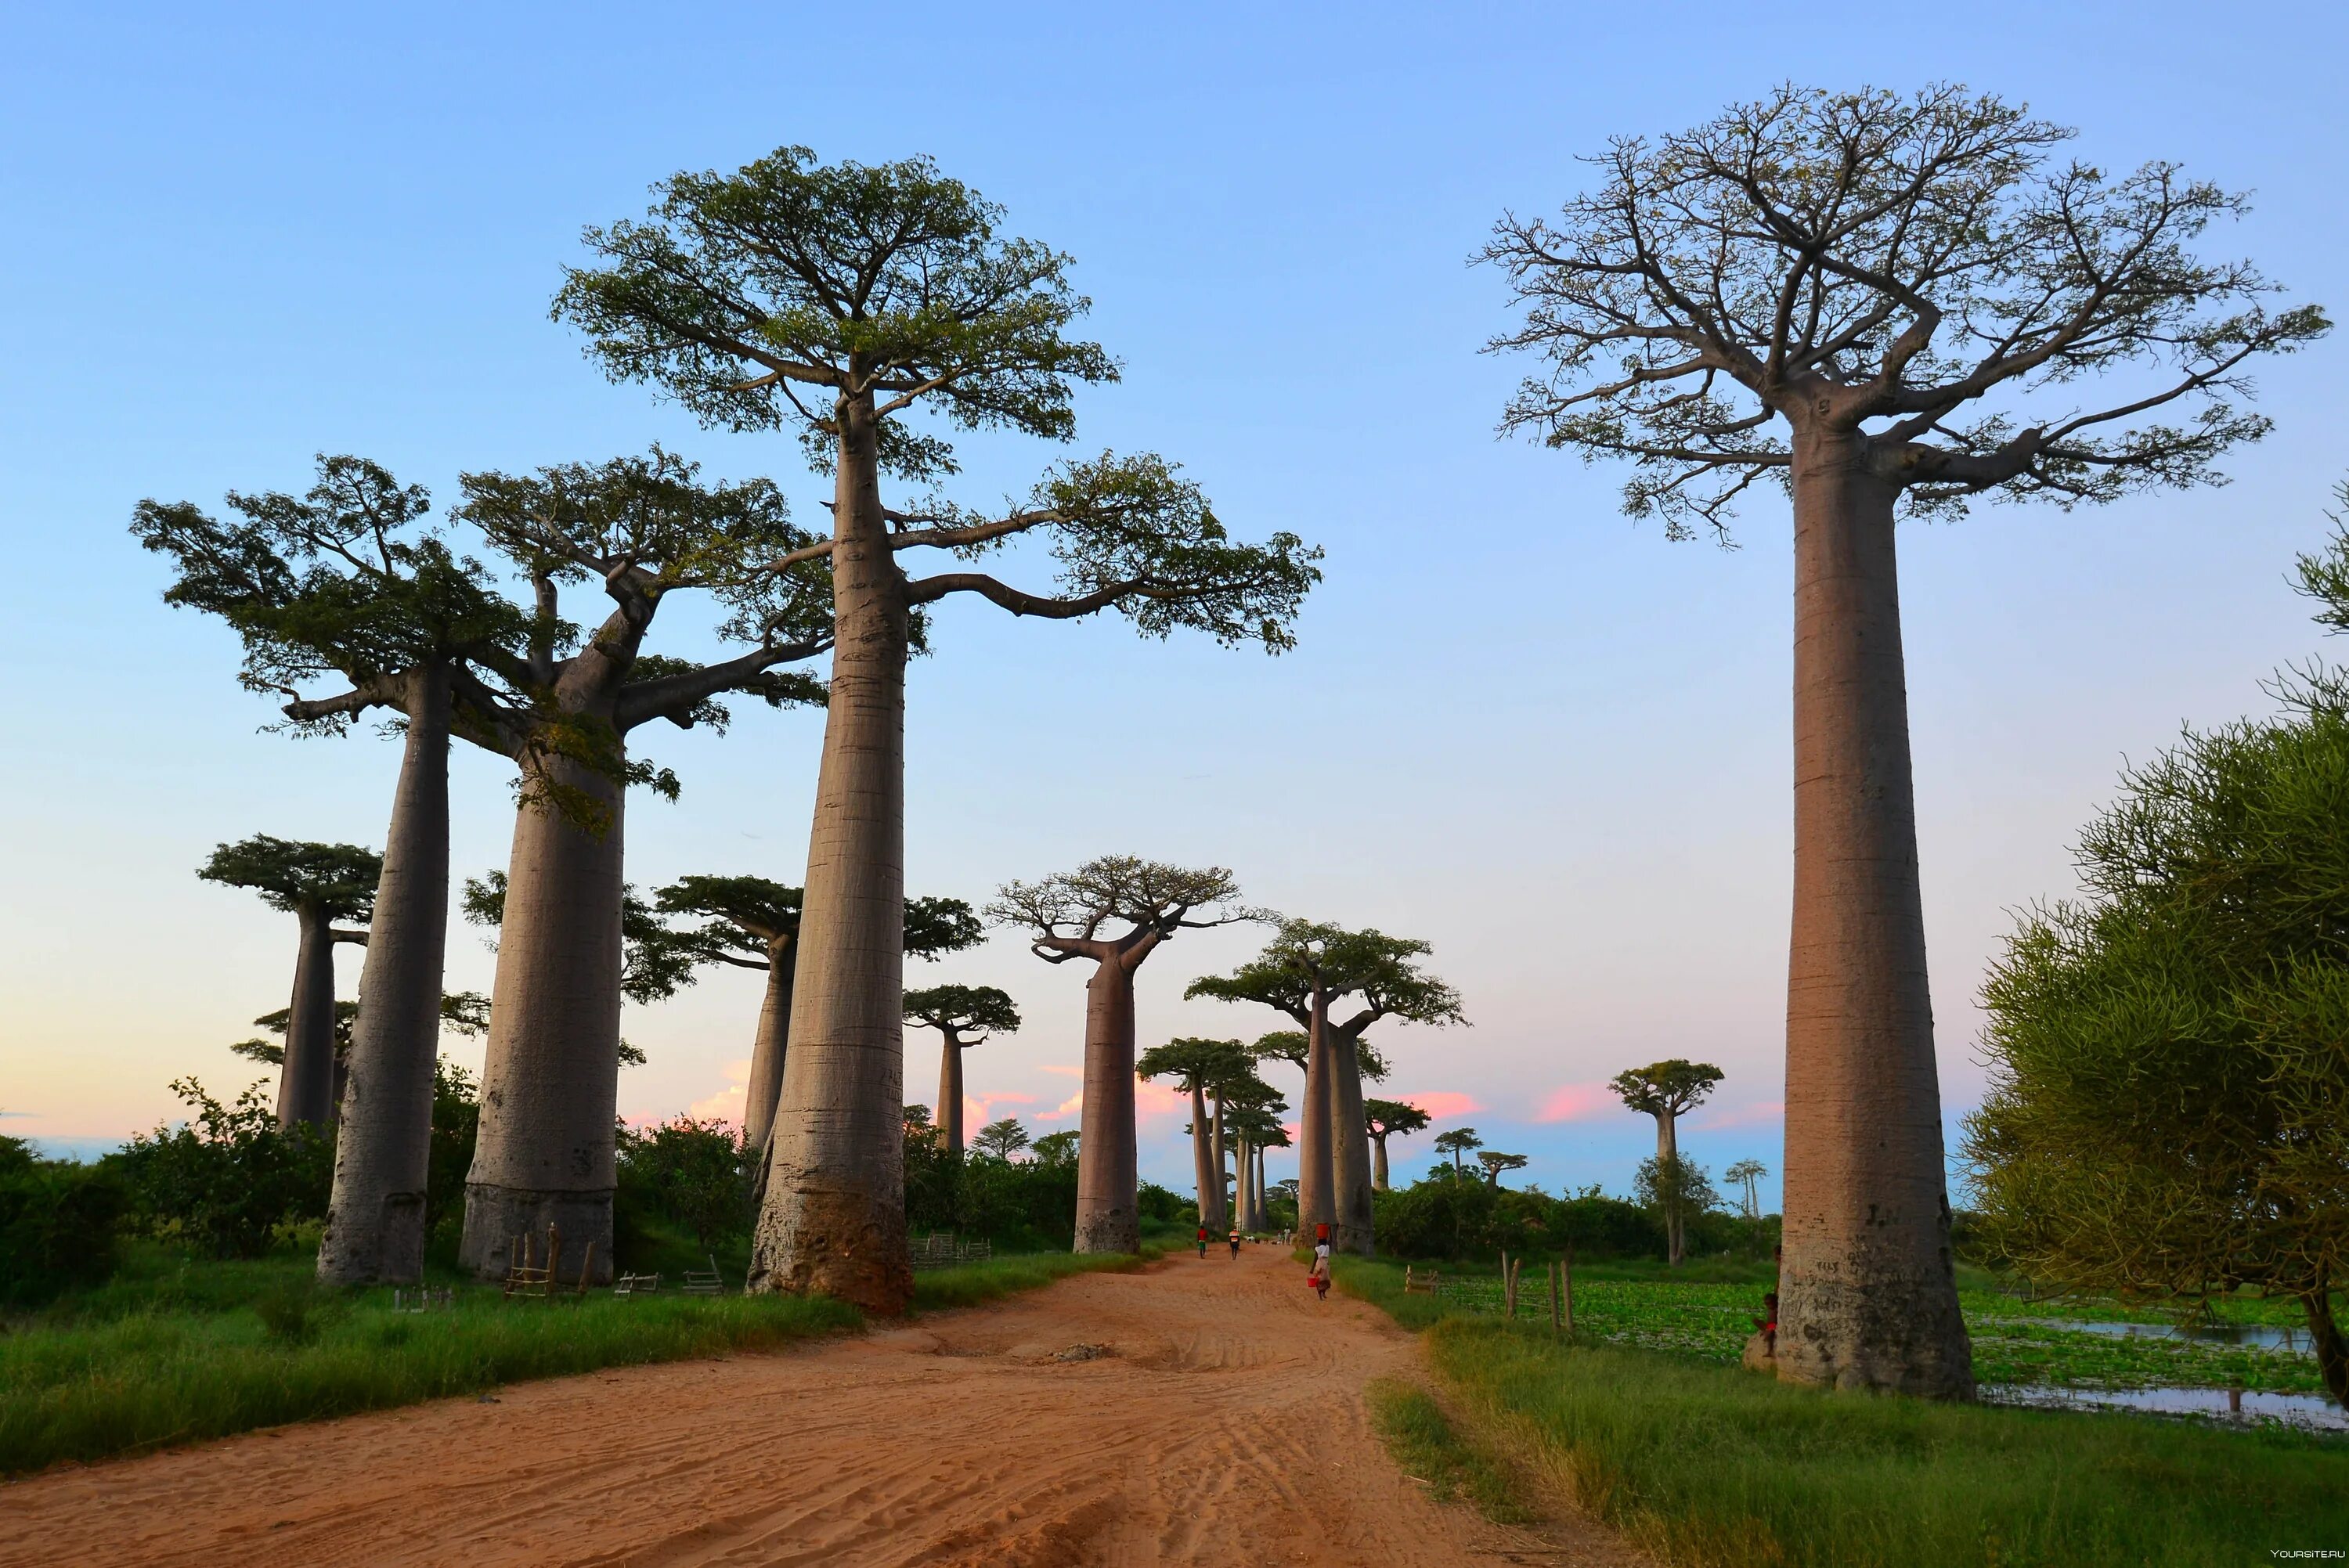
[
  {"x1": 1366, "y1": 1098, "x2": 1433, "y2": 1140},
  {"x1": 1188, "y1": 919, "x2": 1466, "y2": 1043},
  {"x1": 555, "y1": 147, "x2": 1320, "y2": 651},
  {"x1": 903, "y1": 984, "x2": 1022, "y2": 1040},
  {"x1": 1964, "y1": 703, "x2": 2349, "y2": 1328},
  {"x1": 1481, "y1": 85, "x2": 2329, "y2": 536},
  {"x1": 1136, "y1": 1037, "x2": 1253, "y2": 1094},
  {"x1": 970, "y1": 1118, "x2": 1032, "y2": 1160},
  {"x1": 1609, "y1": 1061, "x2": 1724, "y2": 1123},
  {"x1": 650, "y1": 874, "x2": 982, "y2": 972},
  {"x1": 197, "y1": 835, "x2": 381, "y2": 919}
]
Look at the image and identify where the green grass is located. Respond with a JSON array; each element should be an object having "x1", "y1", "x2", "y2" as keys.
[
  {"x1": 1, "y1": 1240, "x2": 1153, "y2": 1478},
  {"x1": 1336, "y1": 1258, "x2": 2349, "y2": 1567},
  {"x1": 1366, "y1": 1378, "x2": 1536, "y2": 1525}
]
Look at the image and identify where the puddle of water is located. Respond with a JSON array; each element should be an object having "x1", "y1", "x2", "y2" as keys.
[
  {"x1": 1983, "y1": 1382, "x2": 2347, "y2": 1430},
  {"x1": 1994, "y1": 1317, "x2": 2309, "y2": 1351}
]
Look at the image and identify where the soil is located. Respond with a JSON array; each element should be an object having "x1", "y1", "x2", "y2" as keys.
[{"x1": 0, "y1": 1246, "x2": 1643, "y2": 1566}]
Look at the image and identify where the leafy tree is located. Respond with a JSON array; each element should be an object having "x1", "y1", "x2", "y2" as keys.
[
  {"x1": 445, "y1": 449, "x2": 831, "y2": 1284},
  {"x1": 1965, "y1": 694, "x2": 2349, "y2": 1408},
  {"x1": 0, "y1": 1136, "x2": 128, "y2": 1307},
  {"x1": 903, "y1": 983, "x2": 1021, "y2": 1156},
  {"x1": 1477, "y1": 1151, "x2": 1531, "y2": 1188},
  {"x1": 1635, "y1": 1155, "x2": 1719, "y2": 1259},
  {"x1": 236, "y1": 989, "x2": 485, "y2": 1128},
  {"x1": 1222, "y1": 1101, "x2": 1289, "y2": 1231},
  {"x1": 1610, "y1": 1059, "x2": 1724, "y2": 1265},
  {"x1": 1137, "y1": 1037, "x2": 1253, "y2": 1233},
  {"x1": 1484, "y1": 85, "x2": 2327, "y2": 1398},
  {"x1": 1189, "y1": 921, "x2": 1463, "y2": 1254},
  {"x1": 138, "y1": 456, "x2": 529, "y2": 1285},
  {"x1": 1031, "y1": 1130, "x2": 1080, "y2": 1169},
  {"x1": 116, "y1": 1079, "x2": 335, "y2": 1259},
  {"x1": 1432, "y1": 1127, "x2": 1483, "y2": 1174},
  {"x1": 1363, "y1": 1098, "x2": 1432, "y2": 1191},
  {"x1": 616, "y1": 1116, "x2": 750, "y2": 1255},
  {"x1": 197, "y1": 836, "x2": 378, "y2": 1129},
  {"x1": 1724, "y1": 1158, "x2": 1770, "y2": 1222},
  {"x1": 971, "y1": 1118, "x2": 1032, "y2": 1162},
  {"x1": 992, "y1": 857, "x2": 1264, "y2": 1253},
  {"x1": 558, "y1": 147, "x2": 1321, "y2": 1314}
]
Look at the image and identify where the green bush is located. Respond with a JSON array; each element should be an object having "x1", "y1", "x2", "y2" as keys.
[
  {"x1": 0, "y1": 1137, "x2": 129, "y2": 1308},
  {"x1": 110, "y1": 1080, "x2": 333, "y2": 1260},
  {"x1": 616, "y1": 1116, "x2": 749, "y2": 1254}
]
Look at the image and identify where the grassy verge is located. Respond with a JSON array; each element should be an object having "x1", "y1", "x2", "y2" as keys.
[
  {"x1": 1365, "y1": 1378, "x2": 1535, "y2": 1525},
  {"x1": 2, "y1": 1243, "x2": 1151, "y2": 1477},
  {"x1": 1336, "y1": 1259, "x2": 2349, "y2": 1567}
]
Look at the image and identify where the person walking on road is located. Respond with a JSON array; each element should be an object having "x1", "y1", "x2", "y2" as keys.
[
  {"x1": 1196, "y1": 1226, "x2": 1208, "y2": 1260},
  {"x1": 1308, "y1": 1235, "x2": 1332, "y2": 1300},
  {"x1": 1227, "y1": 1229, "x2": 1241, "y2": 1260}
]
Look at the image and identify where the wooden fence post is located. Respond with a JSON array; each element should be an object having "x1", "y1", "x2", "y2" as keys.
[
  {"x1": 1549, "y1": 1260, "x2": 1561, "y2": 1336},
  {"x1": 1561, "y1": 1242, "x2": 1575, "y2": 1335}
]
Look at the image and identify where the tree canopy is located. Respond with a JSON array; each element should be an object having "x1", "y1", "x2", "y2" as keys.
[
  {"x1": 1477, "y1": 1151, "x2": 1530, "y2": 1188},
  {"x1": 649, "y1": 874, "x2": 981, "y2": 972},
  {"x1": 197, "y1": 836, "x2": 381, "y2": 920},
  {"x1": 1365, "y1": 1098, "x2": 1432, "y2": 1141},
  {"x1": 970, "y1": 1118, "x2": 1032, "y2": 1160},
  {"x1": 1136, "y1": 1037, "x2": 1254, "y2": 1094},
  {"x1": 1481, "y1": 84, "x2": 2329, "y2": 536},
  {"x1": 1433, "y1": 1128, "x2": 1483, "y2": 1170},
  {"x1": 1187, "y1": 919, "x2": 1466, "y2": 1038},
  {"x1": 1609, "y1": 1061, "x2": 1725, "y2": 1125},
  {"x1": 903, "y1": 984, "x2": 1022, "y2": 1041},
  {"x1": 990, "y1": 857, "x2": 1263, "y2": 957}
]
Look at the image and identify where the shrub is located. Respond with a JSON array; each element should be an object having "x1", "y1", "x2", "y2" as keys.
[
  {"x1": 615, "y1": 1116, "x2": 749, "y2": 1254},
  {"x1": 0, "y1": 1137, "x2": 129, "y2": 1307},
  {"x1": 111, "y1": 1080, "x2": 333, "y2": 1259}
]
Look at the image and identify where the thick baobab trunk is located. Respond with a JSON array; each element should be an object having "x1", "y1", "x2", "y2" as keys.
[
  {"x1": 318, "y1": 671, "x2": 450, "y2": 1285},
  {"x1": 1371, "y1": 1135, "x2": 1390, "y2": 1192},
  {"x1": 1255, "y1": 1146, "x2": 1268, "y2": 1228},
  {"x1": 936, "y1": 1030, "x2": 965, "y2": 1155},
  {"x1": 1654, "y1": 1112, "x2": 1684, "y2": 1268},
  {"x1": 1329, "y1": 1030, "x2": 1375, "y2": 1255},
  {"x1": 458, "y1": 752, "x2": 625, "y2": 1283},
  {"x1": 1232, "y1": 1136, "x2": 1254, "y2": 1231},
  {"x1": 279, "y1": 904, "x2": 340, "y2": 1129},
  {"x1": 1188, "y1": 1082, "x2": 1218, "y2": 1229},
  {"x1": 752, "y1": 404, "x2": 915, "y2": 1313},
  {"x1": 1071, "y1": 954, "x2": 1142, "y2": 1253},
  {"x1": 742, "y1": 950, "x2": 796, "y2": 1157},
  {"x1": 1210, "y1": 1095, "x2": 1228, "y2": 1230},
  {"x1": 1776, "y1": 429, "x2": 1972, "y2": 1400},
  {"x1": 1298, "y1": 992, "x2": 1336, "y2": 1237}
]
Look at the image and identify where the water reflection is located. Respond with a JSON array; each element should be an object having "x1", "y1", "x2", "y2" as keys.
[
  {"x1": 1982, "y1": 1382, "x2": 2347, "y2": 1430},
  {"x1": 1994, "y1": 1317, "x2": 2308, "y2": 1351}
]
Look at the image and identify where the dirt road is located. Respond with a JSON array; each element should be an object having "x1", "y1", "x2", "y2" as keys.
[{"x1": 2, "y1": 1247, "x2": 1639, "y2": 1566}]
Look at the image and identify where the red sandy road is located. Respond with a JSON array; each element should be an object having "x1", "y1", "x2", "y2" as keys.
[{"x1": 1, "y1": 1248, "x2": 1640, "y2": 1566}]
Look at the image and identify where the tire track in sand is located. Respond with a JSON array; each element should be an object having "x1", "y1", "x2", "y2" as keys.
[{"x1": 0, "y1": 1247, "x2": 1643, "y2": 1566}]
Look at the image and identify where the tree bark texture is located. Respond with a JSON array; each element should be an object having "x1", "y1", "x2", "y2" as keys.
[
  {"x1": 1210, "y1": 1096, "x2": 1228, "y2": 1231},
  {"x1": 1329, "y1": 1029, "x2": 1376, "y2": 1255},
  {"x1": 2304, "y1": 1289, "x2": 2349, "y2": 1411},
  {"x1": 936, "y1": 1030, "x2": 964, "y2": 1155},
  {"x1": 1187, "y1": 1083, "x2": 1220, "y2": 1231},
  {"x1": 1776, "y1": 428, "x2": 1973, "y2": 1400},
  {"x1": 1071, "y1": 953, "x2": 1142, "y2": 1253},
  {"x1": 742, "y1": 950, "x2": 796, "y2": 1157},
  {"x1": 278, "y1": 905, "x2": 340, "y2": 1129},
  {"x1": 1371, "y1": 1134, "x2": 1390, "y2": 1193},
  {"x1": 751, "y1": 402, "x2": 915, "y2": 1314},
  {"x1": 458, "y1": 752, "x2": 625, "y2": 1283},
  {"x1": 1232, "y1": 1136, "x2": 1255, "y2": 1231},
  {"x1": 317, "y1": 669, "x2": 451, "y2": 1285},
  {"x1": 1655, "y1": 1112, "x2": 1683, "y2": 1268},
  {"x1": 1298, "y1": 990, "x2": 1336, "y2": 1237}
]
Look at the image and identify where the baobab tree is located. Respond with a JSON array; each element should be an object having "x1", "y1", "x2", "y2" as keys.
[
  {"x1": 992, "y1": 859, "x2": 1265, "y2": 1253},
  {"x1": 197, "y1": 837, "x2": 377, "y2": 1130},
  {"x1": 1478, "y1": 1151, "x2": 1530, "y2": 1188},
  {"x1": 1363, "y1": 1098, "x2": 1431, "y2": 1191},
  {"x1": 1433, "y1": 1127, "x2": 1483, "y2": 1176},
  {"x1": 557, "y1": 148, "x2": 1320, "y2": 1312},
  {"x1": 447, "y1": 451, "x2": 832, "y2": 1281},
  {"x1": 644, "y1": 876, "x2": 983, "y2": 1159},
  {"x1": 139, "y1": 456, "x2": 530, "y2": 1285},
  {"x1": 904, "y1": 983, "x2": 1022, "y2": 1155},
  {"x1": 1223, "y1": 1101, "x2": 1289, "y2": 1231},
  {"x1": 1481, "y1": 85, "x2": 2326, "y2": 1396},
  {"x1": 1725, "y1": 1158, "x2": 1770, "y2": 1222},
  {"x1": 1189, "y1": 921, "x2": 1463, "y2": 1254},
  {"x1": 1138, "y1": 1036, "x2": 1254, "y2": 1232},
  {"x1": 1611, "y1": 1060, "x2": 1723, "y2": 1267}
]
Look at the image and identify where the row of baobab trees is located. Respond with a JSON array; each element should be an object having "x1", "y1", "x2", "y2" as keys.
[{"x1": 148, "y1": 77, "x2": 2328, "y2": 1402}]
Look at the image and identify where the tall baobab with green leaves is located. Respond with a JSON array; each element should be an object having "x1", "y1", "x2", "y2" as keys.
[
  {"x1": 1725, "y1": 1158, "x2": 1770, "y2": 1222},
  {"x1": 904, "y1": 984, "x2": 1021, "y2": 1155},
  {"x1": 1225, "y1": 1102, "x2": 1290, "y2": 1231},
  {"x1": 993, "y1": 859, "x2": 1265, "y2": 1253},
  {"x1": 447, "y1": 452, "x2": 831, "y2": 1281},
  {"x1": 138, "y1": 456, "x2": 529, "y2": 1285},
  {"x1": 1363, "y1": 1098, "x2": 1431, "y2": 1191},
  {"x1": 1482, "y1": 85, "x2": 2326, "y2": 1397},
  {"x1": 1611, "y1": 1060, "x2": 1724, "y2": 1267},
  {"x1": 197, "y1": 837, "x2": 378, "y2": 1130},
  {"x1": 1190, "y1": 921, "x2": 1463, "y2": 1254},
  {"x1": 644, "y1": 877, "x2": 982, "y2": 1159},
  {"x1": 557, "y1": 149, "x2": 1319, "y2": 1312},
  {"x1": 1138, "y1": 1036, "x2": 1253, "y2": 1232},
  {"x1": 1433, "y1": 1127, "x2": 1482, "y2": 1175},
  {"x1": 1478, "y1": 1151, "x2": 1529, "y2": 1188}
]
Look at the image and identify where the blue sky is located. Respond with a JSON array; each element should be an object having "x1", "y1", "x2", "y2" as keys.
[{"x1": 4, "y1": 2, "x2": 2345, "y2": 1209}]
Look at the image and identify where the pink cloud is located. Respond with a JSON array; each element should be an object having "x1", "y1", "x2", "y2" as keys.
[
  {"x1": 962, "y1": 1090, "x2": 1035, "y2": 1129},
  {"x1": 1035, "y1": 1090, "x2": 1085, "y2": 1123},
  {"x1": 1692, "y1": 1099, "x2": 1785, "y2": 1132},
  {"x1": 1396, "y1": 1090, "x2": 1481, "y2": 1120},
  {"x1": 684, "y1": 1058, "x2": 754, "y2": 1123},
  {"x1": 1534, "y1": 1082, "x2": 1615, "y2": 1123},
  {"x1": 1037, "y1": 1063, "x2": 1083, "y2": 1077},
  {"x1": 1034, "y1": 1079, "x2": 1189, "y2": 1124}
]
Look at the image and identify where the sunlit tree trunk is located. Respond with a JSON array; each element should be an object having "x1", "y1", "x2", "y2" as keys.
[
  {"x1": 319, "y1": 669, "x2": 450, "y2": 1285},
  {"x1": 752, "y1": 396, "x2": 915, "y2": 1312},
  {"x1": 1069, "y1": 950, "x2": 1142, "y2": 1253},
  {"x1": 1187, "y1": 1080, "x2": 1218, "y2": 1231},
  {"x1": 1330, "y1": 1027, "x2": 1375, "y2": 1256},
  {"x1": 1299, "y1": 986, "x2": 1336, "y2": 1237},
  {"x1": 458, "y1": 752, "x2": 625, "y2": 1283},
  {"x1": 936, "y1": 1028, "x2": 965, "y2": 1155},
  {"x1": 1776, "y1": 425, "x2": 1972, "y2": 1399},
  {"x1": 742, "y1": 943, "x2": 796, "y2": 1157},
  {"x1": 1371, "y1": 1133, "x2": 1390, "y2": 1193},
  {"x1": 279, "y1": 904, "x2": 340, "y2": 1129}
]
